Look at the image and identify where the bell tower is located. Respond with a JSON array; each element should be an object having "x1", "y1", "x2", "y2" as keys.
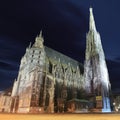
[{"x1": 84, "y1": 8, "x2": 111, "y2": 112}]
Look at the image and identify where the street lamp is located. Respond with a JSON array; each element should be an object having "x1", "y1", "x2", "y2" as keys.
[
  {"x1": 113, "y1": 102, "x2": 116, "y2": 112},
  {"x1": 113, "y1": 102, "x2": 115, "y2": 106}
]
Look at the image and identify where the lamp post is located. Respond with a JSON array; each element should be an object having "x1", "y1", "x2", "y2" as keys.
[{"x1": 113, "y1": 102, "x2": 116, "y2": 112}]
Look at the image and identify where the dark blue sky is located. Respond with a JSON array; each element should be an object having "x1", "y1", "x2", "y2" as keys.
[{"x1": 0, "y1": 0, "x2": 120, "y2": 92}]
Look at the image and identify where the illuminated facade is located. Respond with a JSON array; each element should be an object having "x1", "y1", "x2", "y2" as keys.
[
  {"x1": 10, "y1": 31, "x2": 85, "y2": 113},
  {"x1": 84, "y1": 8, "x2": 111, "y2": 112},
  {"x1": 0, "y1": 8, "x2": 111, "y2": 113}
]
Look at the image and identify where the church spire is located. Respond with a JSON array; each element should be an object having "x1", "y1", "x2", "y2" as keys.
[
  {"x1": 32, "y1": 30, "x2": 44, "y2": 48},
  {"x1": 39, "y1": 30, "x2": 42, "y2": 38},
  {"x1": 89, "y1": 7, "x2": 96, "y2": 31},
  {"x1": 84, "y1": 7, "x2": 111, "y2": 112}
]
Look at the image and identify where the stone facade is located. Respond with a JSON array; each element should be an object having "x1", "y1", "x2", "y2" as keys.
[
  {"x1": 84, "y1": 8, "x2": 111, "y2": 112},
  {"x1": 0, "y1": 88, "x2": 12, "y2": 112},
  {"x1": 0, "y1": 8, "x2": 111, "y2": 113},
  {"x1": 10, "y1": 31, "x2": 84, "y2": 113}
]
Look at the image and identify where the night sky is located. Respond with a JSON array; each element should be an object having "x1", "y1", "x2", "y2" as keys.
[{"x1": 0, "y1": 0, "x2": 120, "y2": 93}]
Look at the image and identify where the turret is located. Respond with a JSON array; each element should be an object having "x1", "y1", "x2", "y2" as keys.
[{"x1": 33, "y1": 30, "x2": 44, "y2": 48}]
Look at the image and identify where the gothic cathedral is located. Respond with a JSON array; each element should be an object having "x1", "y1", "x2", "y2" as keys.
[{"x1": 0, "y1": 8, "x2": 111, "y2": 113}]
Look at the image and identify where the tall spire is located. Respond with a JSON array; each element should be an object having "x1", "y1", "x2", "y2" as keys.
[
  {"x1": 89, "y1": 7, "x2": 96, "y2": 31},
  {"x1": 84, "y1": 7, "x2": 111, "y2": 112}
]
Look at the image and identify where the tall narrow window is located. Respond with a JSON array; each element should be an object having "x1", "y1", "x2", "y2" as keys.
[{"x1": 49, "y1": 62, "x2": 52, "y2": 73}]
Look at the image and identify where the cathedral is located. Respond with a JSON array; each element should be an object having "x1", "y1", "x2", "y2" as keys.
[{"x1": 0, "y1": 8, "x2": 111, "y2": 113}]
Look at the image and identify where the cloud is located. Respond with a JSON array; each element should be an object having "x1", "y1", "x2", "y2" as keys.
[
  {"x1": 0, "y1": 38, "x2": 21, "y2": 90},
  {"x1": 0, "y1": 68, "x2": 18, "y2": 90}
]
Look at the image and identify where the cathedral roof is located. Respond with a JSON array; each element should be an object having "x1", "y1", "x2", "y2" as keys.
[{"x1": 45, "y1": 46, "x2": 83, "y2": 72}]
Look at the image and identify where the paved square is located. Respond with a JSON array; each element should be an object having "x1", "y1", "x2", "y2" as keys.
[{"x1": 0, "y1": 113, "x2": 120, "y2": 120}]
